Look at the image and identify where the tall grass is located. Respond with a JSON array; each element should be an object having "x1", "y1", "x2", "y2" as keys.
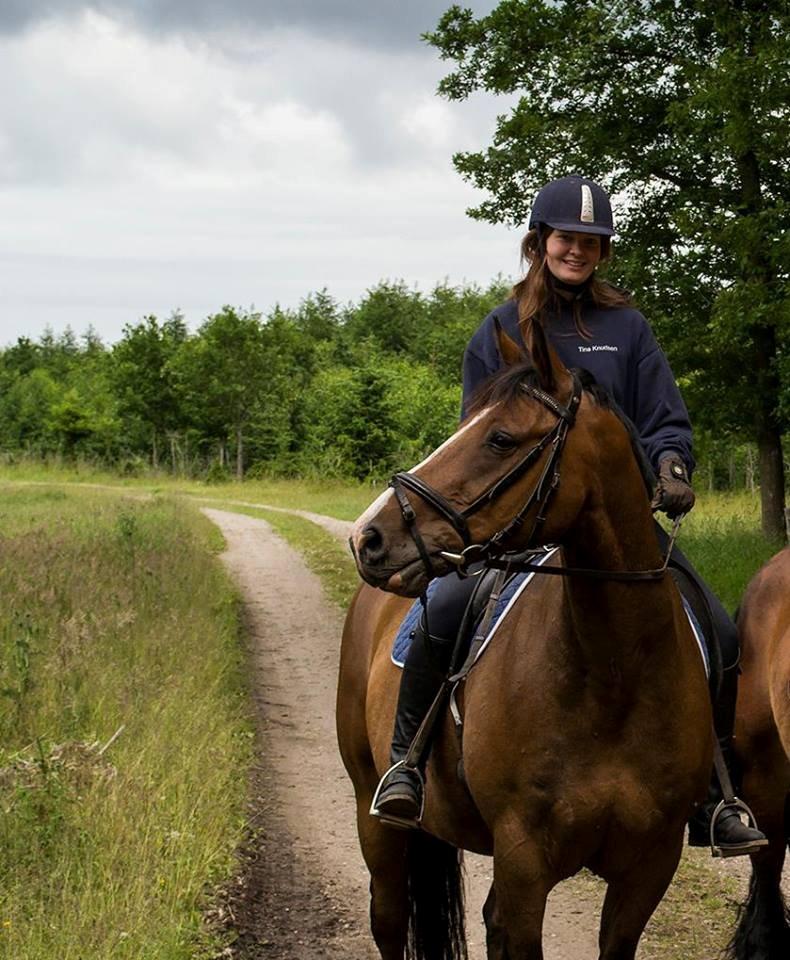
[
  {"x1": 660, "y1": 492, "x2": 781, "y2": 613},
  {"x1": 0, "y1": 487, "x2": 250, "y2": 959},
  {"x1": 0, "y1": 462, "x2": 379, "y2": 521},
  {"x1": 1, "y1": 463, "x2": 781, "y2": 605}
]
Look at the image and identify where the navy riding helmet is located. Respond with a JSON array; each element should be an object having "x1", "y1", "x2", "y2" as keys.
[{"x1": 529, "y1": 175, "x2": 615, "y2": 237}]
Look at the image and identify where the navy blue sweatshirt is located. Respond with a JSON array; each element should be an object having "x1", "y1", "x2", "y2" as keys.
[{"x1": 462, "y1": 297, "x2": 694, "y2": 474}]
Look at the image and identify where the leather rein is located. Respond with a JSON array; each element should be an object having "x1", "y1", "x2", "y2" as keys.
[{"x1": 389, "y1": 371, "x2": 681, "y2": 585}]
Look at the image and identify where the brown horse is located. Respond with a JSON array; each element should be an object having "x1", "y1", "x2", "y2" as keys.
[
  {"x1": 337, "y1": 322, "x2": 712, "y2": 959},
  {"x1": 729, "y1": 546, "x2": 790, "y2": 959}
]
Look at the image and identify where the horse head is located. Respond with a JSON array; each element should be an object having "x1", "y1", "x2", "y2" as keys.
[{"x1": 350, "y1": 319, "x2": 605, "y2": 597}]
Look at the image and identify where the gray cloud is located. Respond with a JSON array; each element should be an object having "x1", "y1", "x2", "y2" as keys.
[
  {"x1": 0, "y1": 2, "x2": 73, "y2": 31},
  {"x1": 0, "y1": 1, "x2": 495, "y2": 49},
  {"x1": 0, "y1": 11, "x2": 510, "y2": 188},
  {"x1": 0, "y1": 1, "x2": 516, "y2": 347}
]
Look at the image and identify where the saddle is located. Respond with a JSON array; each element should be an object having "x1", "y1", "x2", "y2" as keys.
[
  {"x1": 393, "y1": 557, "x2": 717, "y2": 692},
  {"x1": 667, "y1": 563, "x2": 722, "y2": 697}
]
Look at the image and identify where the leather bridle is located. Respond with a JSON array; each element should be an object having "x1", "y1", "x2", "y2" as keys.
[{"x1": 389, "y1": 371, "x2": 680, "y2": 584}]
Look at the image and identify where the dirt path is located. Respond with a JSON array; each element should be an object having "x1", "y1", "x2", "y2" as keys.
[{"x1": 204, "y1": 507, "x2": 605, "y2": 959}]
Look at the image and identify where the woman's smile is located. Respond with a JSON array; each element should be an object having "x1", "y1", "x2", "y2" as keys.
[{"x1": 545, "y1": 230, "x2": 602, "y2": 284}]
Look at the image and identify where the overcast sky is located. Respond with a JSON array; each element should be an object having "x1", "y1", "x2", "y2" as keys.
[{"x1": 0, "y1": 1, "x2": 522, "y2": 347}]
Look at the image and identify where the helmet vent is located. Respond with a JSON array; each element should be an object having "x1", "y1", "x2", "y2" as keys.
[{"x1": 580, "y1": 184, "x2": 594, "y2": 223}]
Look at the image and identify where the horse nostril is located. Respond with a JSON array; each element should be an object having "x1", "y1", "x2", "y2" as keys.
[{"x1": 359, "y1": 525, "x2": 385, "y2": 562}]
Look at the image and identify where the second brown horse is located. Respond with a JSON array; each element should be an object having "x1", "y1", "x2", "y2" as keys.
[
  {"x1": 339, "y1": 322, "x2": 712, "y2": 959},
  {"x1": 730, "y1": 546, "x2": 790, "y2": 958}
]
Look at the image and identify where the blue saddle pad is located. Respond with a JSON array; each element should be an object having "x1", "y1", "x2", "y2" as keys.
[
  {"x1": 391, "y1": 550, "x2": 559, "y2": 667},
  {"x1": 392, "y1": 562, "x2": 710, "y2": 676}
]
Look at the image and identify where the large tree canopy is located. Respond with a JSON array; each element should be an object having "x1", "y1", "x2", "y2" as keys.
[{"x1": 427, "y1": 0, "x2": 790, "y2": 539}]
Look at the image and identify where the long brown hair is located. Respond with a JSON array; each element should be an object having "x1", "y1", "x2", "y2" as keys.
[{"x1": 511, "y1": 227, "x2": 632, "y2": 341}]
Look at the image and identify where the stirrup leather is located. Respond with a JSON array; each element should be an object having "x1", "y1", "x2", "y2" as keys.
[
  {"x1": 709, "y1": 797, "x2": 769, "y2": 858},
  {"x1": 370, "y1": 760, "x2": 425, "y2": 830}
]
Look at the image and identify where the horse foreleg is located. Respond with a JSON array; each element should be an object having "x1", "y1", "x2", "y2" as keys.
[
  {"x1": 356, "y1": 797, "x2": 410, "y2": 960},
  {"x1": 597, "y1": 831, "x2": 683, "y2": 960},
  {"x1": 491, "y1": 827, "x2": 553, "y2": 960},
  {"x1": 483, "y1": 882, "x2": 510, "y2": 959}
]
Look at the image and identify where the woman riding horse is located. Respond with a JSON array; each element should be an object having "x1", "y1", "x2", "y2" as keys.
[
  {"x1": 372, "y1": 174, "x2": 766, "y2": 857},
  {"x1": 345, "y1": 318, "x2": 709, "y2": 958}
]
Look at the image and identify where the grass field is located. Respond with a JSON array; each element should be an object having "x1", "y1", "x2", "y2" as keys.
[
  {"x1": 0, "y1": 486, "x2": 251, "y2": 959},
  {"x1": 0, "y1": 462, "x2": 781, "y2": 606},
  {"x1": 0, "y1": 461, "x2": 378, "y2": 520}
]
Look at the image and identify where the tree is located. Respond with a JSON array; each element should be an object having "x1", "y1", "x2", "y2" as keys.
[
  {"x1": 0, "y1": 368, "x2": 60, "y2": 453},
  {"x1": 418, "y1": 279, "x2": 511, "y2": 379},
  {"x1": 427, "y1": 1, "x2": 790, "y2": 540},
  {"x1": 293, "y1": 290, "x2": 343, "y2": 344},
  {"x1": 301, "y1": 343, "x2": 400, "y2": 480},
  {"x1": 111, "y1": 314, "x2": 187, "y2": 469},
  {"x1": 0, "y1": 338, "x2": 40, "y2": 378},
  {"x1": 343, "y1": 281, "x2": 427, "y2": 356},
  {"x1": 170, "y1": 307, "x2": 269, "y2": 479},
  {"x1": 53, "y1": 342, "x2": 121, "y2": 459}
]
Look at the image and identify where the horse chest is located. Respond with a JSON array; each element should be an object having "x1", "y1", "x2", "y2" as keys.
[{"x1": 463, "y1": 692, "x2": 695, "y2": 836}]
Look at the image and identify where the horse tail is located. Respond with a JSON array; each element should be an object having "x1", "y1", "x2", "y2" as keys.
[
  {"x1": 406, "y1": 832, "x2": 467, "y2": 960},
  {"x1": 726, "y1": 870, "x2": 790, "y2": 960},
  {"x1": 725, "y1": 796, "x2": 790, "y2": 960}
]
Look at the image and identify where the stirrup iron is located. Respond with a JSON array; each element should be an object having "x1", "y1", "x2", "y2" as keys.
[
  {"x1": 370, "y1": 760, "x2": 425, "y2": 830},
  {"x1": 709, "y1": 797, "x2": 769, "y2": 858}
]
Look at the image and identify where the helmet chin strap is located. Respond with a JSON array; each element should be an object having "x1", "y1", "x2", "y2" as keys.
[
  {"x1": 549, "y1": 273, "x2": 594, "y2": 299},
  {"x1": 541, "y1": 260, "x2": 594, "y2": 307}
]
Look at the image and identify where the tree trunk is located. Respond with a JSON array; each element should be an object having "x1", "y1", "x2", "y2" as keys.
[
  {"x1": 750, "y1": 321, "x2": 787, "y2": 542},
  {"x1": 152, "y1": 433, "x2": 158, "y2": 470},
  {"x1": 731, "y1": 70, "x2": 787, "y2": 540},
  {"x1": 745, "y1": 445, "x2": 755, "y2": 493},
  {"x1": 236, "y1": 426, "x2": 244, "y2": 481},
  {"x1": 758, "y1": 429, "x2": 787, "y2": 542}
]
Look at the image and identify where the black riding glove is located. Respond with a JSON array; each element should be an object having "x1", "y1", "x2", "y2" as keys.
[{"x1": 651, "y1": 454, "x2": 695, "y2": 518}]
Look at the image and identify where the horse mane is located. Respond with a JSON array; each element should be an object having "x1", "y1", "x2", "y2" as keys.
[{"x1": 468, "y1": 361, "x2": 656, "y2": 500}]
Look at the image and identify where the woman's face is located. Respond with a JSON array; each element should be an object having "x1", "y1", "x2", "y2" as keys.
[{"x1": 544, "y1": 230, "x2": 602, "y2": 284}]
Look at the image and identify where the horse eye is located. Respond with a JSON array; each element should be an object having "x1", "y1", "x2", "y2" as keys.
[{"x1": 486, "y1": 430, "x2": 517, "y2": 452}]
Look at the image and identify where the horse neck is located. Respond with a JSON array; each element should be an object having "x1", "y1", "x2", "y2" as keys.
[{"x1": 560, "y1": 449, "x2": 678, "y2": 681}]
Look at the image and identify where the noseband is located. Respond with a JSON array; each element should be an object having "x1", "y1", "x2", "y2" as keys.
[
  {"x1": 389, "y1": 371, "x2": 679, "y2": 584},
  {"x1": 390, "y1": 373, "x2": 582, "y2": 581}
]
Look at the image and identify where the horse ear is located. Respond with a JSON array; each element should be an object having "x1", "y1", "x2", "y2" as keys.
[
  {"x1": 524, "y1": 317, "x2": 572, "y2": 396},
  {"x1": 495, "y1": 317, "x2": 526, "y2": 367}
]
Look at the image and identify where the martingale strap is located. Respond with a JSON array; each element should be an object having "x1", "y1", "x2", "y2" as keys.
[{"x1": 481, "y1": 514, "x2": 683, "y2": 582}]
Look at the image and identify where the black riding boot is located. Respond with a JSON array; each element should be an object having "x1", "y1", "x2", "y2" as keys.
[
  {"x1": 688, "y1": 665, "x2": 768, "y2": 856},
  {"x1": 371, "y1": 621, "x2": 455, "y2": 829}
]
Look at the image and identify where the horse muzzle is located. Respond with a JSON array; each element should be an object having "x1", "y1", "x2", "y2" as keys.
[{"x1": 349, "y1": 526, "x2": 438, "y2": 597}]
